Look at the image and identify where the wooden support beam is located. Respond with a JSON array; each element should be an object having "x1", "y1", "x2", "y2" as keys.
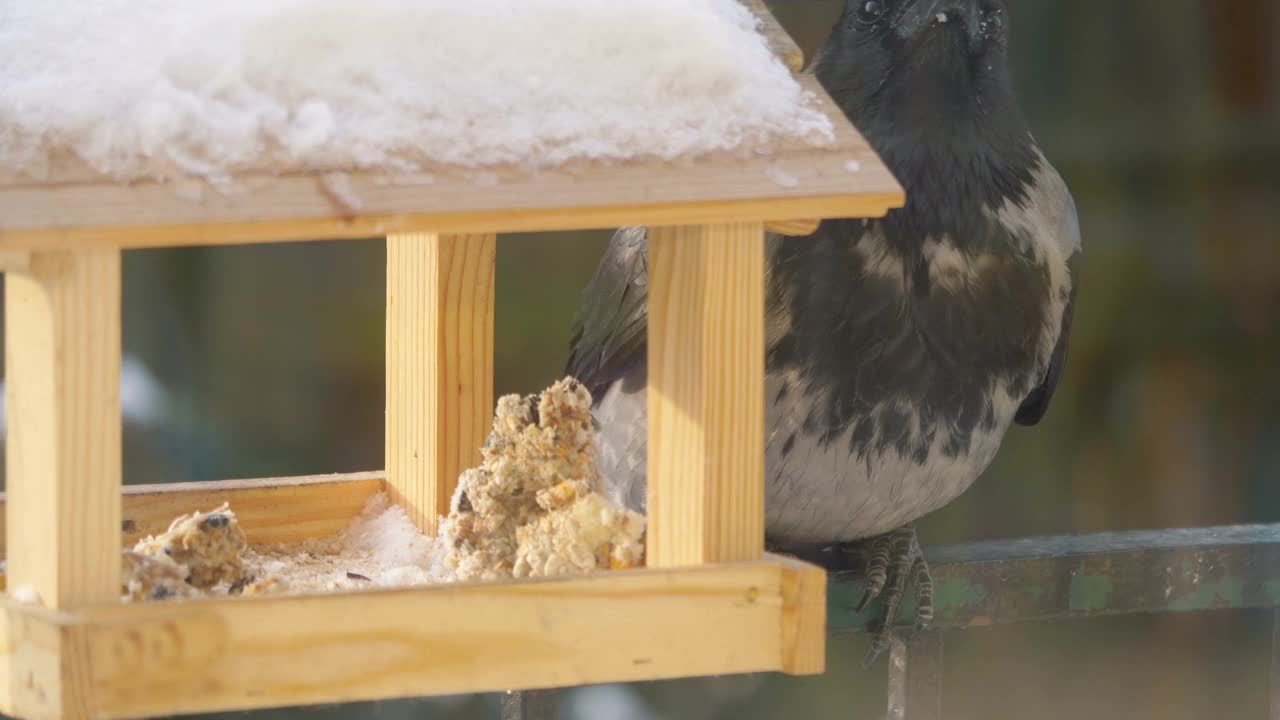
[
  {"x1": 646, "y1": 223, "x2": 765, "y2": 567},
  {"x1": 5, "y1": 250, "x2": 121, "y2": 609},
  {"x1": 386, "y1": 233, "x2": 496, "y2": 535}
]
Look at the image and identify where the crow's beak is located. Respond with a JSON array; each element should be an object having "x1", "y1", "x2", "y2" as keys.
[{"x1": 893, "y1": 0, "x2": 982, "y2": 44}]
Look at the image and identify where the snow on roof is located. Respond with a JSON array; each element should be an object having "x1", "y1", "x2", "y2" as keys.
[{"x1": 0, "y1": 0, "x2": 833, "y2": 183}]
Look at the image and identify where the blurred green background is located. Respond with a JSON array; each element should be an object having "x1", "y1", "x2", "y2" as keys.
[{"x1": 3, "y1": 1, "x2": 1278, "y2": 718}]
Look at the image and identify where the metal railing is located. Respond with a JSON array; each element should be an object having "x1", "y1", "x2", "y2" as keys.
[{"x1": 502, "y1": 524, "x2": 1280, "y2": 720}]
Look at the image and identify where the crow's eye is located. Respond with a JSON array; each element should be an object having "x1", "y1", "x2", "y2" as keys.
[{"x1": 856, "y1": 0, "x2": 886, "y2": 25}]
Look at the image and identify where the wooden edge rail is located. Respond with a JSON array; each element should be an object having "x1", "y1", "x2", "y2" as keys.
[
  {"x1": 0, "y1": 472, "x2": 386, "y2": 562},
  {"x1": 0, "y1": 556, "x2": 825, "y2": 719},
  {"x1": 824, "y1": 523, "x2": 1280, "y2": 633}
]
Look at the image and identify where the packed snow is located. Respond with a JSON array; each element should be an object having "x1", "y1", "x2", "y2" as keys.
[{"x1": 0, "y1": 0, "x2": 834, "y2": 183}]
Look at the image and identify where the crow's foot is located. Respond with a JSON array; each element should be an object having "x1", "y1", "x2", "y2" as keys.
[{"x1": 848, "y1": 524, "x2": 934, "y2": 668}]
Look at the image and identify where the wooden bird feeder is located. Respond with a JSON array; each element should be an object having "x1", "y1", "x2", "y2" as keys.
[{"x1": 0, "y1": 6, "x2": 902, "y2": 718}]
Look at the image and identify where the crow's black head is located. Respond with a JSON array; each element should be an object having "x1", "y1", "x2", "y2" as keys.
[
  {"x1": 815, "y1": 0, "x2": 1018, "y2": 131},
  {"x1": 814, "y1": 0, "x2": 1038, "y2": 236}
]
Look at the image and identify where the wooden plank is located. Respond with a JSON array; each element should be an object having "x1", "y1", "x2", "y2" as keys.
[
  {"x1": 887, "y1": 631, "x2": 944, "y2": 720},
  {"x1": 5, "y1": 250, "x2": 122, "y2": 610},
  {"x1": 741, "y1": 0, "x2": 806, "y2": 72},
  {"x1": 2, "y1": 558, "x2": 824, "y2": 718},
  {"x1": 646, "y1": 223, "x2": 765, "y2": 566},
  {"x1": 0, "y1": 472, "x2": 385, "y2": 557},
  {"x1": 386, "y1": 233, "x2": 495, "y2": 535},
  {"x1": 0, "y1": 77, "x2": 903, "y2": 250}
]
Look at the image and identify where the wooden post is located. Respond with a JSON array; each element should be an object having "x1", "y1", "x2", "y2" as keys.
[
  {"x1": 385, "y1": 232, "x2": 495, "y2": 535},
  {"x1": 645, "y1": 223, "x2": 765, "y2": 567},
  {"x1": 5, "y1": 249, "x2": 122, "y2": 609}
]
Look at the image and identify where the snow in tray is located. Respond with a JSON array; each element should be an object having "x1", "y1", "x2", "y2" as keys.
[
  {"x1": 0, "y1": 0, "x2": 834, "y2": 183},
  {"x1": 242, "y1": 493, "x2": 456, "y2": 592}
]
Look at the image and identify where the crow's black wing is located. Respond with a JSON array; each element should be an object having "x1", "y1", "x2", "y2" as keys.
[
  {"x1": 1015, "y1": 184, "x2": 1082, "y2": 426},
  {"x1": 565, "y1": 226, "x2": 650, "y2": 401},
  {"x1": 1015, "y1": 273, "x2": 1076, "y2": 425}
]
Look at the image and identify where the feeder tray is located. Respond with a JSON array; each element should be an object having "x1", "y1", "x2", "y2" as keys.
[{"x1": 0, "y1": 4, "x2": 903, "y2": 718}]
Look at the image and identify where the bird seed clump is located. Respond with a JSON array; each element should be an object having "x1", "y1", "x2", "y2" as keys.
[
  {"x1": 440, "y1": 377, "x2": 646, "y2": 581},
  {"x1": 126, "y1": 502, "x2": 248, "y2": 599},
  {"x1": 121, "y1": 551, "x2": 201, "y2": 602}
]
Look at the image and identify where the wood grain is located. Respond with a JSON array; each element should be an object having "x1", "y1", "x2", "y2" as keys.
[
  {"x1": 0, "y1": 78, "x2": 902, "y2": 250},
  {"x1": 777, "y1": 555, "x2": 827, "y2": 675},
  {"x1": 5, "y1": 250, "x2": 122, "y2": 610},
  {"x1": 0, "y1": 558, "x2": 824, "y2": 718},
  {"x1": 764, "y1": 218, "x2": 820, "y2": 236},
  {"x1": 386, "y1": 233, "x2": 495, "y2": 534},
  {"x1": 646, "y1": 223, "x2": 766, "y2": 567},
  {"x1": 2, "y1": 604, "x2": 87, "y2": 720}
]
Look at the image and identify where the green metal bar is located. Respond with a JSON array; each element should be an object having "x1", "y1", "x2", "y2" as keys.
[{"x1": 829, "y1": 524, "x2": 1280, "y2": 633}]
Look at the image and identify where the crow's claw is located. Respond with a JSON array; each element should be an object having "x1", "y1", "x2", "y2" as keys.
[
  {"x1": 842, "y1": 524, "x2": 934, "y2": 668},
  {"x1": 855, "y1": 530, "x2": 895, "y2": 611},
  {"x1": 912, "y1": 554, "x2": 935, "y2": 631}
]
